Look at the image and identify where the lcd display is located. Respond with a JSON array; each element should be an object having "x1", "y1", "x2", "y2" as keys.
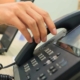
[
  {"x1": 57, "y1": 25, "x2": 80, "y2": 56},
  {"x1": 4, "y1": 27, "x2": 17, "y2": 41}
]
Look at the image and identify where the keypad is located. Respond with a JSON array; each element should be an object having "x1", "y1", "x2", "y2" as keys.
[
  {"x1": 39, "y1": 73, "x2": 47, "y2": 80},
  {"x1": 31, "y1": 58, "x2": 38, "y2": 67},
  {"x1": 24, "y1": 63, "x2": 30, "y2": 72},
  {"x1": 44, "y1": 48, "x2": 54, "y2": 55},
  {"x1": 38, "y1": 53, "x2": 46, "y2": 61},
  {"x1": 24, "y1": 47, "x2": 61, "y2": 80}
]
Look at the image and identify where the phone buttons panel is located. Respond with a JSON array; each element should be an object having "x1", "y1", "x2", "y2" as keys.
[
  {"x1": 37, "y1": 73, "x2": 47, "y2": 80},
  {"x1": 31, "y1": 58, "x2": 38, "y2": 67},
  {"x1": 47, "y1": 65, "x2": 58, "y2": 76},
  {"x1": 44, "y1": 48, "x2": 54, "y2": 55},
  {"x1": 38, "y1": 53, "x2": 46, "y2": 61},
  {"x1": 24, "y1": 63, "x2": 30, "y2": 72}
]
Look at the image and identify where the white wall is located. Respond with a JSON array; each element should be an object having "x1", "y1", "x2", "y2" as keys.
[
  {"x1": 34, "y1": 0, "x2": 78, "y2": 20},
  {"x1": 16, "y1": 0, "x2": 78, "y2": 21}
]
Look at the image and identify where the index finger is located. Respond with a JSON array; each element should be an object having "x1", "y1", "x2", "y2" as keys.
[{"x1": 30, "y1": 4, "x2": 57, "y2": 35}]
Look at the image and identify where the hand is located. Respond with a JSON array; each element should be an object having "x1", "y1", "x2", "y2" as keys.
[{"x1": 0, "y1": 1, "x2": 57, "y2": 43}]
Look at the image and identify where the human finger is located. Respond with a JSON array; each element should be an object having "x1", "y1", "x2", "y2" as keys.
[
  {"x1": 30, "y1": 3, "x2": 57, "y2": 35},
  {"x1": 25, "y1": 7, "x2": 47, "y2": 42},
  {"x1": 7, "y1": 15, "x2": 32, "y2": 43},
  {"x1": 15, "y1": 9, "x2": 41, "y2": 43}
]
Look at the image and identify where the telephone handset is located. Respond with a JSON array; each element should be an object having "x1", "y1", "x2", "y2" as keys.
[
  {"x1": 15, "y1": 28, "x2": 50, "y2": 66},
  {"x1": 15, "y1": 11, "x2": 80, "y2": 66}
]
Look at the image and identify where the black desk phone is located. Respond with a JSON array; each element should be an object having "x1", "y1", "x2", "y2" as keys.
[{"x1": 13, "y1": 11, "x2": 80, "y2": 80}]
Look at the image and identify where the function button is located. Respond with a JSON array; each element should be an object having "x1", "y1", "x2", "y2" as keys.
[
  {"x1": 39, "y1": 73, "x2": 47, "y2": 80},
  {"x1": 51, "y1": 68, "x2": 57, "y2": 74},
  {"x1": 38, "y1": 53, "x2": 46, "y2": 61},
  {"x1": 43, "y1": 60, "x2": 51, "y2": 66},
  {"x1": 49, "y1": 57, "x2": 55, "y2": 62},
  {"x1": 25, "y1": 68, "x2": 30, "y2": 72},
  {"x1": 57, "y1": 53, "x2": 61, "y2": 56},
  {"x1": 44, "y1": 48, "x2": 49, "y2": 52},
  {"x1": 43, "y1": 63, "x2": 47, "y2": 66},
  {"x1": 49, "y1": 66, "x2": 55, "y2": 71},
  {"x1": 24, "y1": 63, "x2": 29, "y2": 68},
  {"x1": 36, "y1": 67, "x2": 40, "y2": 71},
  {"x1": 44, "y1": 48, "x2": 54, "y2": 55},
  {"x1": 51, "y1": 59, "x2": 55, "y2": 62},
  {"x1": 53, "y1": 41, "x2": 57, "y2": 44},
  {"x1": 41, "y1": 76, "x2": 47, "y2": 80},
  {"x1": 31, "y1": 59, "x2": 35, "y2": 62},
  {"x1": 24, "y1": 63, "x2": 30, "y2": 72},
  {"x1": 26, "y1": 75, "x2": 31, "y2": 80},
  {"x1": 49, "y1": 57, "x2": 52, "y2": 60},
  {"x1": 53, "y1": 55, "x2": 58, "y2": 60},
  {"x1": 33, "y1": 63, "x2": 38, "y2": 67},
  {"x1": 46, "y1": 60, "x2": 51, "y2": 65},
  {"x1": 40, "y1": 73, "x2": 45, "y2": 78},
  {"x1": 31, "y1": 58, "x2": 38, "y2": 67},
  {"x1": 49, "y1": 55, "x2": 58, "y2": 62},
  {"x1": 37, "y1": 77, "x2": 40, "y2": 80},
  {"x1": 41, "y1": 57, "x2": 46, "y2": 61}
]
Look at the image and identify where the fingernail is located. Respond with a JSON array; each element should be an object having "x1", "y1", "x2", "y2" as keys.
[
  {"x1": 36, "y1": 39, "x2": 40, "y2": 43},
  {"x1": 29, "y1": 38, "x2": 33, "y2": 43},
  {"x1": 52, "y1": 28, "x2": 57, "y2": 35},
  {"x1": 42, "y1": 37, "x2": 47, "y2": 42}
]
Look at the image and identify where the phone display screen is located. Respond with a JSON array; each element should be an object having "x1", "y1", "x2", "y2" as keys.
[
  {"x1": 4, "y1": 27, "x2": 17, "y2": 41},
  {"x1": 57, "y1": 25, "x2": 80, "y2": 56}
]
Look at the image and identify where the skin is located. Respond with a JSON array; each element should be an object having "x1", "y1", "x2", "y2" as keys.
[
  {"x1": 0, "y1": 0, "x2": 15, "y2": 3},
  {"x1": 0, "y1": 0, "x2": 57, "y2": 43}
]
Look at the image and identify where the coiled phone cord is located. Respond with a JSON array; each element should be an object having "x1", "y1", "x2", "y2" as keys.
[
  {"x1": 0, "y1": 62, "x2": 16, "y2": 80},
  {"x1": 0, "y1": 62, "x2": 16, "y2": 69},
  {"x1": 0, "y1": 74, "x2": 14, "y2": 80}
]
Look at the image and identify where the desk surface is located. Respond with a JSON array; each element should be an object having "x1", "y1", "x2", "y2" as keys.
[{"x1": 0, "y1": 56, "x2": 13, "y2": 76}]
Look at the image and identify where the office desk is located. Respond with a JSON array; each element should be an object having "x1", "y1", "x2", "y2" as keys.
[{"x1": 0, "y1": 56, "x2": 13, "y2": 76}]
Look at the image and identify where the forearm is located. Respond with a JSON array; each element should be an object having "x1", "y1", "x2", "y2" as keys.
[{"x1": 0, "y1": 0, "x2": 15, "y2": 4}]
